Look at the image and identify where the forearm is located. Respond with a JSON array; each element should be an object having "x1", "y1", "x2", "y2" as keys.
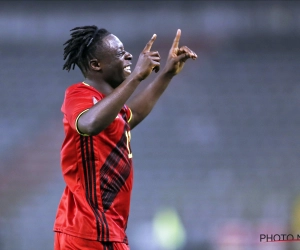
[
  {"x1": 127, "y1": 69, "x2": 174, "y2": 128},
  {"x1": 78, "y1": 75, "x2": 140, "y2": 135}
]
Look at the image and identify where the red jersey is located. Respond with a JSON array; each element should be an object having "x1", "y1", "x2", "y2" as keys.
[{"x1": 53, "y1": 82, "x2": 133, "y2": 244}]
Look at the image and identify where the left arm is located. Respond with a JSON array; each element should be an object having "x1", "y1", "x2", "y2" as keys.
[{"x1": 127, "y1": 29, "x2": 197, "y2": 129}]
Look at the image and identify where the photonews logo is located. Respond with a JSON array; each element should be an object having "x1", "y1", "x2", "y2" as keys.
[{"x1": 260, "y1": 234, "x2": 300, "y2": 242}]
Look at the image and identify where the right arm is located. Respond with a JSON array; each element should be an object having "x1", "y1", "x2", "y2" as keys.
[{"x1": 77, "y1": 34, "x2": 160, "y2": 136}]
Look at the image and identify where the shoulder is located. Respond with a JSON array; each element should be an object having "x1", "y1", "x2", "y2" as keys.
[
  {"x1": 65, "y1": 82, "x2": 104, "y2": 99},
  {"x1": 65, "y1": 82, "x2": 91, "y2": 94}
]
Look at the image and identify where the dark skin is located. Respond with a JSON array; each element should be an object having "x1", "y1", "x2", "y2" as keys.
[{"x1": 78, "y1": 29, "x2": 197, "y2": 135}]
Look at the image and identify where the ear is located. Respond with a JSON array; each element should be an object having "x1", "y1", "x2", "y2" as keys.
[{"x1": 89, "y1": 59, "x2": 101, "y2": 71}]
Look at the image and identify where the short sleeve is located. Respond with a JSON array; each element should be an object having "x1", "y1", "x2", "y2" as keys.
[
  {"x1": 127, "y1": 107, "x2": 133, "y2": 123},
  {"x1": 61, "y1": 84, "x2": 103, "y2": 133},
  {"x1": 123, "y1": 105, "x2": 132, "y2": 124}
]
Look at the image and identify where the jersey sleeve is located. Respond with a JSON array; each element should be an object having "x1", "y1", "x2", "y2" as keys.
[
  {"x1": 125, "y1": 105, "x2": 133, "y2": 124},
  {"x1": 62, "y1": 85, "x2": 102, "y2": 134}
]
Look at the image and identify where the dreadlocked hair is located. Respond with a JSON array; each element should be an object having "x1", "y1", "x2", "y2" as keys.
[{"x1": 63, "y1": 25, "x2": 111, "y2": 75}]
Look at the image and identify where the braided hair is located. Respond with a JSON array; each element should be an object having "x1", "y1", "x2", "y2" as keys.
[{"x1": 63, "y1": 25, "x2": 111, "y2": 75}]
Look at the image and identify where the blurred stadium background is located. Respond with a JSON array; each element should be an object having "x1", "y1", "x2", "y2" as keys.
[{"x1": 1, "y1": 1, "x2": 300, "y2": 249}]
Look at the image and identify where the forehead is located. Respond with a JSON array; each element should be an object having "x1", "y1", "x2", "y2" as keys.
[{"x1": 102, "y1": 34, "x2": 124, "y2": 51}]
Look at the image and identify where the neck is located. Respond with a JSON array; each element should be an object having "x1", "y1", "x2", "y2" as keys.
[{"x1": 83, "y1": 77, "x2": 114, "y2": 96}]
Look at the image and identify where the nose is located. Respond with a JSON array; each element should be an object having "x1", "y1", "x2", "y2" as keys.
[{"x1": 125, "y1": 51, "x2": 132, "y2": 60}]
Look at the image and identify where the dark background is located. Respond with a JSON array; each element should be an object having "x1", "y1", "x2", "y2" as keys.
[{"x1": 1, "y1": 1, "x2": 300, "y2": 249}]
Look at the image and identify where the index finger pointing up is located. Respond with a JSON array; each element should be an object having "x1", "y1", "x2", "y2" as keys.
[
  {"x1": 171, "y1": 29, "x2": 181, "y2": 49},
  {"x1": 143, "y1": 34, "x2": 157, "y2": 52}
]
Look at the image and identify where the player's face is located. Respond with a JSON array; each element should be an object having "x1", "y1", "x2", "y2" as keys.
[{"x1": 99, "y1": 34, "x2": 132, "y2": 88}]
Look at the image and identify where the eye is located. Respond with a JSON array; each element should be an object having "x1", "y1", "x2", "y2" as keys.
[{"x1": 117, "y1": 50, "x2": 126, "y2": 57}]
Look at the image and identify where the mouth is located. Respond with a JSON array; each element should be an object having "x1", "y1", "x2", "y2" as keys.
[{"x1": 124, "y1": 65, "x2": 131, "y2": 74}]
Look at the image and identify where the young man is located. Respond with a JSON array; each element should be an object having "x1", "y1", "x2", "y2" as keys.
[{"x1": 53, "y1": 25, "x2": 197, "y2": 250}]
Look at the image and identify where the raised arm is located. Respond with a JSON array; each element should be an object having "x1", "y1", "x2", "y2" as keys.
[
  {"x1": 77, "y1": 34, "x2": 160, "y2": 135},
  {"x1": 127, "y1": 29, "x2": 197, "y2": 129}
]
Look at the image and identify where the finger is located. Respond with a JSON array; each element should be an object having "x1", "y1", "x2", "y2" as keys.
[
  {"x1": 154, "y1": 65, "x2": 160, "y2": 73},
  {"x1": 148, "y1": 51, "x2": 160, "y2": 57},
  {"x1": 171, "y1": 29, "x2": 181, "y2": 50},
  {"x1": 179, "y1": 47, "x2": 197, "y2": 59},
  {"x1": 152, "y1": 62, "x2": 160, "y2": 73},
  {"x1": 143, "y1": 34, "x2": 157, "y2": 52},
  {"x1": 176, "y1": 52, "x2": 191, "y2": 63},
  {"x1": 150, "y1": 56, "x2": 161, "y2": 62}
]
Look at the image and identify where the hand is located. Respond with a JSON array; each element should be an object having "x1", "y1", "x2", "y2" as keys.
[
  {"x1": 164, "y1": 29, "x2": 197, "y2": 76},
  {"x1": 132, "y1": 34, "x2": 161, "y2": 81}
]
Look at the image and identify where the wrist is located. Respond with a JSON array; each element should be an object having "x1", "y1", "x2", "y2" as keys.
[
  {"x1": 126, "y1": 70, "x2": 145, "y2": 83},
  {"x1": 131, "y1": 69, "x2": 147, "y2": 82}
]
